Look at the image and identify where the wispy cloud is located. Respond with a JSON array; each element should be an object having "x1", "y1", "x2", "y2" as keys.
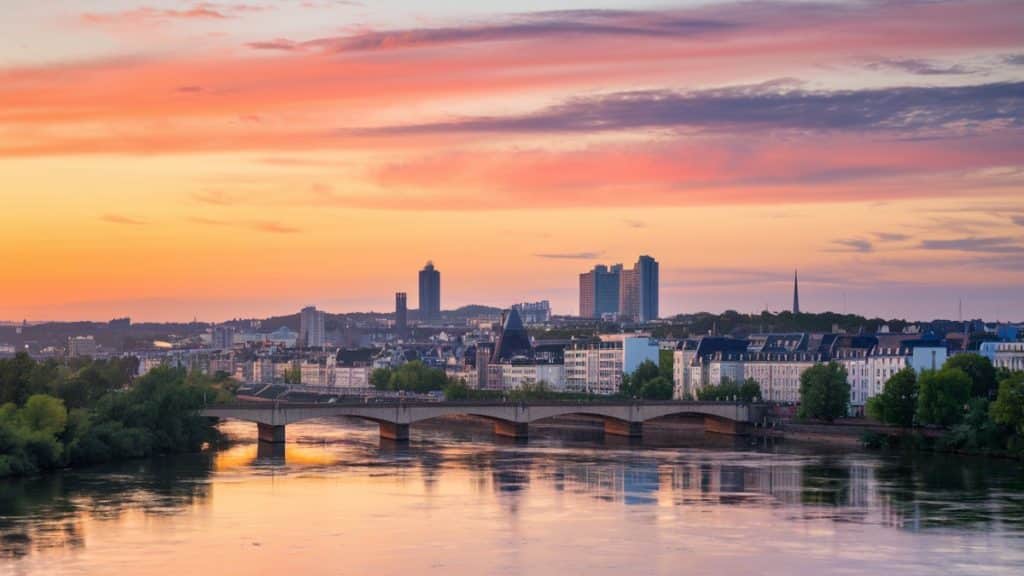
[
  {"x1": 192, "y1": 190, "x2": 239, "y2": 206},
  {"x1": 867, "y1": 58, "x2": 975, "y2": 76},
  {"x1": 100, "y1": 213, "x2": 146, "y2": 225},
  {"x1": 189, "y1": 216, "x2": 299, "y2": 234},
  {"x1": 919, "y1": 236, "x2": 1024, "y2": 254},
  {"x1": 362, "y1": 81, "x2": 1024, "y2": 136},
  {"x1": 534, "y1": 251, "x2": 602, "y2": 260},
  {"x1": 81, "y1": 4, "x2": 231, "y2": 26},
  {"x1": 623, "y1": 219, "x2": 647, "y2": 229},
  {"x1": 875, "y1": 232, "x2": 911, "y2": 242},
  {"x1": 826, "y1": 238, "x2": 874, "y2": 253},
  {"x1": 1011, "y1": 214, "x2": 1024, "y2": 227},
  {"x1": 249, "y1": 10, "x2": 737, "y2": 52}
]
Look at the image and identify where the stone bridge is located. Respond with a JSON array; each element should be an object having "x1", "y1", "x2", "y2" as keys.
[{"x1": 202, "y1": 401, "x2": 767, "y2": 443}]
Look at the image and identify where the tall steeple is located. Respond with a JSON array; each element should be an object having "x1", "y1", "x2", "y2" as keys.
[{"x1": 792, "y1": 269, "x2": 801, "y2": 314}]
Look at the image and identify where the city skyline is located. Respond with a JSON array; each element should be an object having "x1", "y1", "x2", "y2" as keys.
[{"x1": 1, "y1": 1, "x2": 1023, "y2": 322}]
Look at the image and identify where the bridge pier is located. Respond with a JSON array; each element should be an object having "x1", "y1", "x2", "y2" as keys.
[
  {"x1": 603, "y1": 419, "x2": 643, "y2": 438},
  {"x1": 257, "y1": 423, "x2": 286, "y2": 444},
  {"x1": 493, "y1": 421, "x2": 529, "y2": 439},
  {"x1": 704, "y1": 416, "x2": 751, "y2": 436},
  {"x1": 379, "y1": 422, "x2": 410, "y2": 442}
]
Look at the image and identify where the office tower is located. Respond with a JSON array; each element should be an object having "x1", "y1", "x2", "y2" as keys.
[
  {"x1": 418, "y1": 261, "x2": 441, "y2": 324},
  {"x1": 579, "y1": 264, "x2": 622, "y2": 318},
  {"x1": 617, "y1": 255, "x2": 659, "y2": 322},
  {"x1": 299, "y1": 306, "x2": 325, "y2": 348},
  {"x1": 793, "y1": 270, "x2": 801, "y2": 314},
  {"x1": 635, "y1": 255, "x2": 659, "y2": 323},
  {"x1": 395, "y1": 292, "x2": 408, "y2": 336}
]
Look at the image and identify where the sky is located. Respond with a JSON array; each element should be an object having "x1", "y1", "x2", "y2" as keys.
[{"x1": 1, "y1": 0, "x2": 1022, "y2": 323}]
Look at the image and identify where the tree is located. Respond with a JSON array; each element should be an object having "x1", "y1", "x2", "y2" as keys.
[
  {"x1": 20, "y1": 395, "x2": 67, "y2": 436},
  {"x1": 443, "y1": 379, "x2": 471, "y2": 401},
  {"x1": 0, "y1": 352, "x2": 38, "y2": 405},
  {"x1": 695, "y1": 378, "x2": 759, "y2": 402},
  {"x1": 373, "y1": 361, "x2": 450, "y2": 393},
  {"x1": 739, "y1": 379, "x2": 762, "y2": 402},
  {"x1": 283, "y1": 365, "x2": 302, "y2": 385},
  {"x1": 943, "y1": 354, "x2": 997, "y2": 398},
  {"x1": 865, "y1": 368, "x2": 917, "y2": 427},
  {"x1": 370, "y1": 368, "x2": 392, "y2": 390},
  {"x1": 658, "y1": 349, "x2": 674, "y2": 381},
  {"x1": 917, "y1": 368, "x2": 971, "y2": 427},
  {"x1": 798, "y1": 362, "x2": 850, "y2": 422},
  {"x1": 620, "y1": 360, "x2": 672, "y2": 399},
  {"x1": 990, "y1": 372, "x2": 1024, "y2": 437}
]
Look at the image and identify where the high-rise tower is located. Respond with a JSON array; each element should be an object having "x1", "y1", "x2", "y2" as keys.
[
  {"x1": 418, "y1": 261, "x2": 441, "y2": 324},
  {"x1": 395, "y1": 292, "x2": 408, "y2": 337},
  {"x1": 792, "y1": 270, "x2": 801, "y2": 314}
]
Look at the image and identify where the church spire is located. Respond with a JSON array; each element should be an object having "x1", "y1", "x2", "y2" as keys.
[{"x1": 792, "y1": 269, "x2": 801, "y2": 314}]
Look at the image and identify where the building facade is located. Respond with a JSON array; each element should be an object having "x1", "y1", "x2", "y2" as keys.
[
  {"x1": 299, "y1": 306, "x2": 325, "y2": 348},
  {"x1": 980, "y1": 342, "x2": 1024, "y2": 372},
  {"x1": 564, "y1": 336, "x2": 659, "y2": 395},
  {"x1": 512, "y1": 300, "x2": 552, "y2": 324}
]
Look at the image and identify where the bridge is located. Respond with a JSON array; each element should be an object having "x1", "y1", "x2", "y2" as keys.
[{"x1": 202, "y1": 401, "x2": 767, "y2": 443}]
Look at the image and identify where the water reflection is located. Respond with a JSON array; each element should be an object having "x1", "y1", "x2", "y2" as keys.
[
  {"x1": 0, "y1": 455, "x2": 214, "y2": 560},
  {"x1": 1, "y1": 420, "x2": 1023, "y2": 574}
]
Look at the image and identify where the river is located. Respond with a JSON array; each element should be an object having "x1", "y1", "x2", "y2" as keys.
[{"x1": 1, "y1": 419, "x2": 1023, "y2": 575}]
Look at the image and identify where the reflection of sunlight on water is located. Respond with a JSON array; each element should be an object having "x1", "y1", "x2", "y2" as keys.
[{"x1": 214, "y1": 443, "x2": 339, "y2": 470}]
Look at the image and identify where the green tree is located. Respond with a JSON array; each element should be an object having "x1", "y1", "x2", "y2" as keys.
[
  {"x1": 283, "y1": 365, "x2": 302, "y2": 385},
  {"x1": 0, "y1": 352, "x2": 39, "y2": 405},
  {"x1": 658, "y1": 349, "x2": 674, "y2": 381},
  {"x1": 739, "y1": 378, "x2": 762, "y2": 402},
  {"x1": 798, "y1": 362, "x2": 850, "y2": 422},
  {"x1": 20, "y1": 395, "x2": 67, "y2": 436},
  {"x1": 917, "y1": 368, "x2": 972, "y2": 427},
  {"x1": 370, "y1": 367, "x2": 393, "y2": 390},
  {"x1": 865, "y1": 368, "x2": 918, "y2": 427},
  {"x1": 990, "y1": 372, "x2": 1024, "y2": 438},
  {"x1": 620, "y1": 360, "x2": 672, "y2": 399},
  {"x1": 943, "y1": 354, "x2": 997, "y2": 398},
  {"x1": 443, "y1": 379, "x2": 471, "y2": 400}
]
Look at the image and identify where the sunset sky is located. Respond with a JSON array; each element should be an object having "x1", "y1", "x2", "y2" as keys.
[{"x1": 1, "y1": 0, "x2": 1022, "y2": 322}]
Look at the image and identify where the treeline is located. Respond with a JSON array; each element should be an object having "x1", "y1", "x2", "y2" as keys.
[
  {"x1": 864, "y1": 353, "x2": 1024, "y2": 455},
  {"x1": 370, "y1": 361, "x2": 454, "y2": 394},
  {"x1": 695, "y1": 378, "x2": 762, "y2": 402},
  {"x1": 0, "y1": 353, "x2": 234, "y2": 477}
]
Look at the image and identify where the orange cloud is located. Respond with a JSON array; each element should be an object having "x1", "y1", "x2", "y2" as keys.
[{"x1": 363, "y1": 132, "x2": 1024, "y2": 209}]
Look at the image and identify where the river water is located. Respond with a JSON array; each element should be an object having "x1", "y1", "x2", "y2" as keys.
[{"x1": 1, "y1": 419, "x2": 1023, "y2": 576}]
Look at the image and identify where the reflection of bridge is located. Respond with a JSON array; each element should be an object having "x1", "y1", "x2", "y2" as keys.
[{"x1": 202, "y1": 401, "x2": 766, "y2": 443}]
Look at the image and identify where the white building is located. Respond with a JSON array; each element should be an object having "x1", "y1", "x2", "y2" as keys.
[
  {"x1": 488, "y1": 362, "x2": 566, "y2": 391},
  {"x1": 682, "y1": 338, "x2": 950, "y2": 410},
  {"x1": 565, "y1": 336, "x2": 659, "y2": 395},
  {"x1": 980, "y1": 341, "x2": 1024, "y2": 372}
]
